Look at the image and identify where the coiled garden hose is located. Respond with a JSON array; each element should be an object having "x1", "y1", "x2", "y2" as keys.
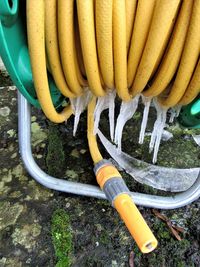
[
  {"x1": 142, "y1": 0, "x2": 193, "y2": 98},
  {"x1": 27, "y1": 0, "x2": 200, "y2": 116},
  {"x1": 158, "y1": 0, "x2": 200, "y2": 108},
  {"x1": 27, "y1": 0, "x2": 73, "y2": 123},
  {"x1": 24, "y1": 0, "x2": 200, "y2": 253}
]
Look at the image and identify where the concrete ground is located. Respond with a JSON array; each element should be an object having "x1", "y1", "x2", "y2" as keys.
[{"x1": 0, "y1": 61, "x2": 200, "y2": 267}]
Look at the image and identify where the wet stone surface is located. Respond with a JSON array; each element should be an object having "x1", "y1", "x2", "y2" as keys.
[{"x1": 0, "y1": 66, "x2": 200, "y2": 267}]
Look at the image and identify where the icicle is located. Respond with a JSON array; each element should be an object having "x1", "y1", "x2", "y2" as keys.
[
  {"x1": 94, "y1": 90, "x2": 116, "y2": 141},
  {"x1": 149, "y1": 100, "x2": 162, "y2": 153},
  {"x1": 169, "y1": 108, "x2": 176, "y2": 123},
  {"x1": 149, "y1": 98, "x2": 168, "y2": 163},
  {"x1": 70, "y1": 89, "x2": 92, "y2": 136},
  {"x1": 149, "y1": 114, "x2": 162, "y2": 153},
  {"x1": 94, "y1": 96, "x2": 107, "y2": 135},
  {"x1": 139, "y1": 96, "x2": 151, "y2": 144},
  {"x1": 152, "y1": 108, "x2": 167, "y2": 163},
  {"x1": 108, "y1": 91, "x2": 116, "y2": 141},
  {"x1": 169, "y1": 105, "x2": 182, "y2": 123},
  {"x1": 114, "y1": 95, "x2": 140, "y2": 152}
]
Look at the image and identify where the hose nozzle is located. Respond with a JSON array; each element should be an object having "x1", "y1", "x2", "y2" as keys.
[{"x1": 94, "y1": 159, "x2": 158, "y2": 253}]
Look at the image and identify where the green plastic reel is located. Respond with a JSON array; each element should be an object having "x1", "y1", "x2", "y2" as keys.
[
  {"x1": 0, "y1": 0, "x2": 64, "y2": 108},
  {"x1": 179, "y1": 97, "x2": 200, "y2": 129}
]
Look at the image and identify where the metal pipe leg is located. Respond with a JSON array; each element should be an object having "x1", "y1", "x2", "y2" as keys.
[{"x1": 18, "y1": 92, "x2": 200, "y2": 209}]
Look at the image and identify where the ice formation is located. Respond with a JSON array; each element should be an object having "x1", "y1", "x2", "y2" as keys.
[
  {"x1": 139, "y1": 96, "x2": 152, "y2": 144},
  {"x1": 70, "y1": 89, "x2": 92, "y2": 136},
  {"x1": 94, "y1": 96, "x2": 108, "y2": 134},
  {"x1": 114, "y1": 95, "x2": 140, "y2": 151},
  {"x1": 161, "y1": 130, "x2": 173, "y2": 141},
  {"x1": 169, "y1": 105, "x2": 182, "y2": 123},
  {"x1": 149, "y1": 98, "x2": 167, "y2": 163},
  {"x1": 70, "y1": 89, "x2": 180, "y2": 164},
  {"x1": 108, "y1": 91, "x2": 116, "y2": 141},
  {"x1": 94, "y1": 90, "x2": 116, "y2": 141},
  {"x1": 98, "y1": 129, "x2": 199, "y2": 192}
]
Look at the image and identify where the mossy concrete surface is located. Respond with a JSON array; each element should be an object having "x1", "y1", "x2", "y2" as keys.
[
  {"x1": 51, "y1": 209, "x2": 73, "y2": 267},
  {"x1": 0, "y1": 64, "x2": 200, "y2": 266}
]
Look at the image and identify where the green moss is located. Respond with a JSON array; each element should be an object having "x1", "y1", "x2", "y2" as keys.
[
  {"x1": 168, "y1": 123, "x2": 200, "y2": 136},
  {"x1": 157, "y1": 137, "x2": 200, "y2": 168},
  {"x1": 153, "y1": 219, "x2": 171, "y2": 240},
  {"x1": 99, "y1": 231, "x2": 110, "y2": 245},
  {"x1": 132, "y1": 111, "x2": 142, "y2": 121},
  {"x1": 46, "y1": 123, "x2": 65, "y2": 177},
  {"x1": 51, "y1": 209, "x2": 73, "y2": 267}
]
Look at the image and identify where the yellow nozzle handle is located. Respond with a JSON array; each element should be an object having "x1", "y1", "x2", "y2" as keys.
[
  {"x1": 114, "y1": 193, "x2": 158, "y2": 253},
  {"x1": 94, "y1": 160, "x2": 158, "y2": 253}
]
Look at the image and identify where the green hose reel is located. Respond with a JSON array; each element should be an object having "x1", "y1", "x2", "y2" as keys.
[
  {"x1": 0, "y1": 0, "x2": 200, "y2": 128},
  {"x1": 0, "y1": 0, "x2": 64, "y2": 108},
  {"x1": 179, "y1": 97, "x2": 200, "y2": 129}
]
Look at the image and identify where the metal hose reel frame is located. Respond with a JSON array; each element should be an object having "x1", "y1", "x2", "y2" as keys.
[{"x1": 18, "y1": 92, "x2": 200, "y2": 209}]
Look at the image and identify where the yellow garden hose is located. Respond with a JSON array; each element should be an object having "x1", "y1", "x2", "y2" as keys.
[
  {"x1": 127, "y1": 0, "x2": 156, "y2": 88},
  {"x1": 159, "y1": 0, "x2": 200, "y2": 108},
  {"x1": 113, "y1": 0, "x2": 130, "y2": 101},
  {"x1": 125, "y1": 0, "x2": 137, "y2": 52},
  {"x1": 27, "y1": 0, "x2": 200, "y2": 117},
  {"x1": 143, "y1": 0, "x2": 193, "y2": 98},
  {"x1": 179, "y1": 58, "x2": 200, "y2": 106},
  {"x1": 57, "y1": 0, "x2": 83, "y2": 95},
  {"x1": 77, "y1": 0, "x2": 105, "y2": 97},
  {"x1": 26, "y1": 0, "x2": 200, "y2": 254},
  {"x1": 95, "y1": 0, "x2": 114, "y2": 89},
  {"x1": 74, "y1": 10, "x2": 87, "y2": 80},
  {"x1": 131, "y1": 0, "x2": 181, "y2": 97},
  {"x1": 44, "y1": 0, "x2": 75, "y2": 99},
  {"x1": 27, "y1": 0, "x2": 73, "y2": 123},
  {"x1": 87, "y1": 96, "x2": 103, "y2": 164}
]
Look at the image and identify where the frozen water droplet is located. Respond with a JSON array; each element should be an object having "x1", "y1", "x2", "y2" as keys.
[{"x1": 139, "y1": 96, "x2": 151, "y2": 144}]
